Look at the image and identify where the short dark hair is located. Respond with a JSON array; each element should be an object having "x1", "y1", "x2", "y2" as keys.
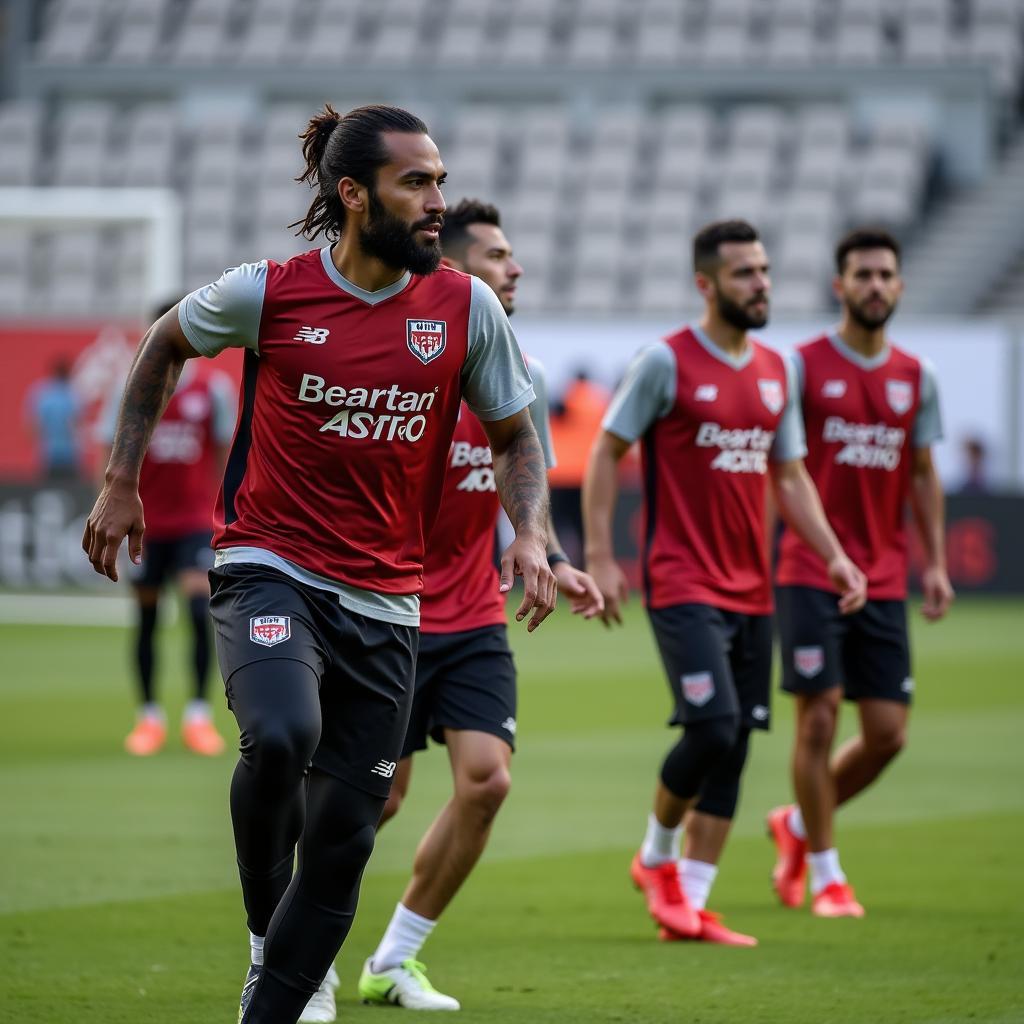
[
  {"x1": 693, "y1": 219, "x2": 760, "y2": 274},
  {"x1": 439, "y1": 198, "x2": 502, "y2": 258},
  {"x1": 292, "y1": 103, "x2": 429, "y2": 241},
  {"x1": 835, "y1": 228, "x2": 901, "y2": 274}
]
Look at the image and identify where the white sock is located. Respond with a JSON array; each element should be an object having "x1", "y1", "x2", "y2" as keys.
[
  {"x1": 788, "y1": 806, "x2": 807, "y2": 840},
  {"x1": 371, "y1": 903, "x2": 436, "y2": 972},
  {"x1": 808, "y1": 849, "x2": 846, "y2": 895},
  {"x1": 183, "y1": 699, "x2": 212, "y2": 723},
  {"x1": 640, "y1": 814, "x2": 682, "y2": 867},
  {"x1": 140, "y1": 702, "x2": 165, "y2": 722},
  {"x1": 679, "y1": 859, "x2": 718, "y2": 911},
  {"x1": 249, "y1": 931, "x2": 264, "y2": 967}
]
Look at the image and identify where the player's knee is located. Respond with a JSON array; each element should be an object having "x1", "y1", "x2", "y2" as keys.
[
  {"x1": 241, "y1": 715, "x2": 319, "y2": 784},
  {"x1": 866, "y1": 724, "x2": 906, "y2": 763},
  {"x1": 458, "y1": 762, "x2": 511, "y2": 822},
  {"x1": 696, "y1": 715, "x2": 741, "y2": 764},
  {"x1": 799, "y1": 701, "x2": 838, "y2": 751}
]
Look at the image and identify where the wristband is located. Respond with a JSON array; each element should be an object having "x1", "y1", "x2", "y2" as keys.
[{"x1": 547, "y1": 552, "x2": 570, "y2": 569}]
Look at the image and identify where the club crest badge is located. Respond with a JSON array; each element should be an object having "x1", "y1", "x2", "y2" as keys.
[
  {"x1": 407, "y1": 319, "x2": 447, "y2": 364},
  {"x1": 886, "y1": 379, "x2": 913, "y2": 415},
  {"x1": 758, "y1": 378, "x2": 784, "y2": 414},
  {"x1": 682, "y1": 671, "x2": 715, "y2": 707},
  {"x1": 250, "y1": 615, "x2": 291, "y2": 647},
  {"x1": 794, "y1": 645, "x2": 825, "y2": 678}
]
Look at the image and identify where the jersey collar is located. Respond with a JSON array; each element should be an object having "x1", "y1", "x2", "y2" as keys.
[
  {"x1": 319, "y1": 246, "x2": 412, "y2": 304},
  {"x1": 828, "y1": 330, "x2": 891, "y2": 370},
  {"x1": 691, "y1": 325, "x2": 754, "y2": 370}
]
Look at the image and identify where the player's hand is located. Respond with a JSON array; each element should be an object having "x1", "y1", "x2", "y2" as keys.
[
  {"x1": 920, "y1": 565, "x2": 954, "y2": 621},
  {"x1": 499, "y1": 530, "x2": 557, "y2": 632},
  {"x1": 552, "y1": 562, "x2": 605, "y2": 620},
  {"x1": 82, "y1": 478, "x2": 145, "y2": 582},
  {"x1": 827, "y1": 554, "x2": 867, "y2": 615},
  {"x1": 586, "y1": 555, "x2": 630, "y2": 628}
]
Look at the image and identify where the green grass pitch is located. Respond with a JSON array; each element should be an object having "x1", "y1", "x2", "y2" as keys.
[{"x1": 1, "y1": 596, "x2": 1022, "y2": 1023}]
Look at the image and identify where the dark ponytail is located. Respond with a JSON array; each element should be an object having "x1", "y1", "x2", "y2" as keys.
[{"x1": 291, "y1": 103, "x2": 429, "y2": 242}]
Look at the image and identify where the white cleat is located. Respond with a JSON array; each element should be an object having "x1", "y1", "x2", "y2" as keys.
[
  {"x1": 358, "y1": 958, "x2": 460, "y2": 1011},
  {"x1": 299, "y1": 964, "x2": 340, "y2": 1023}
]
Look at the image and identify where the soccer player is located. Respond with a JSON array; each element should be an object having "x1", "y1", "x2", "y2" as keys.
[
  {"x1": 82, "y1": 104, "x2": 556, "y2": 1024},
  {"x1": 767, "y1": 229, "x2": 952, "y2": 918},
  {"x1": 582, "y1": 219, "x2": 867, "y2": 946},
  {"x1": 354, "y1": 199, "x2": 603, "y2": 1013},
  {"x1": 98, "y1": 301, "x2": 234, "y2": 757}
]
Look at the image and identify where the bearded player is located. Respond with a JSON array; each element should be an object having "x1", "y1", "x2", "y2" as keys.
[
  {"x1": 767, "y1": 228, "x2": 952, "y2": 918},
  {"x1": 583, "y1": 219, "x2": 867, "y2": 947}
]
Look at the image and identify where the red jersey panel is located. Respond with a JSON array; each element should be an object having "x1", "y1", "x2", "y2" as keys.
[
  {"x1": 776, "y1": 335, "x2": 923, "y2": 599},
  {"x1": 139, "y1": 369, "x2": 230, "y2": 539},
  {"x1": 419, "y1": 404, "x2": 504, "y2": 634},
  {"x1": 214, "y1": 254, "x2": 470, "y2": 595},
  {"x1": 642, "y1": 328, "x2": 789, "y2": 615}
]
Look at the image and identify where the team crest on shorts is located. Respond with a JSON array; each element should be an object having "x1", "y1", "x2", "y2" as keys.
[
  {"x1": 794, "y1": 645, "x2": 825, "y2": 678},
  {"x1": 407, "y1": 320, "x2": 447, "y2": 364},
  {"x1": 886, "y1": 379, "x2": 913, "y2": 415},
  {"x1": 758, "y1": 378, "x2": 784, "y2": 414},
  {"x1": 682, "y1": 671, "x2": 715, "y2": 707},
  {"x1": 250, "y1": 615, "x2": 291, "y2": 647}
]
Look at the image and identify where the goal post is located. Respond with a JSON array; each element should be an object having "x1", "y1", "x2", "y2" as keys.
[{"x1": 0, "y1": 186, "x2": 184, "y2": 319}]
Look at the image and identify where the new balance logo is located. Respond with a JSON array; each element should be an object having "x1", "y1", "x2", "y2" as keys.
[
  {"x1": 501, "y1": 716, "x2": 517, "y2": 735},
  {"x1": 695, "y1": 384, "x2": 718, "y2": 402},
  {"x1": 371, "y1": 760, "x2": 397, "y2": 778},
  {"x1": 294, "y1": 326, "x2": 330, "y2": 344}
]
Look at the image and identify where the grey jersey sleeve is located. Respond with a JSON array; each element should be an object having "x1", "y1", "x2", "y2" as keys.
[
  {"x1": 601, "y1": 342, "x2": 676, "y2": 444},
  {"x1": 461, "y1": 276, "x2": 535, "y2": 421},
  {"x1": 770, "y1": 355, "x2": 808, "y2": 462},
  {"x1": 913, "y1": 357, "x2": 943, "y2": 448},
  {"x1": 178, "y1": 261, "x2": 267, "y2": 357},
  {"x1": 524, "y1": 354, "x2": 557, "y2": 470},
  {"x1": 209, "y1": 371, "x2": 238, "y2": 445}
]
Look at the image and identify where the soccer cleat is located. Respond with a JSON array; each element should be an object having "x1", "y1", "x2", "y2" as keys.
[
  {"x1": 237, "y1": 963, "x2": 262, "y2": 1023},
  {"x1": 812, "y1": 881, "x2": 865, "y2": 918},
  {"x1": 299, "y1": 964, "x2": 339, "y2": 1023},
  {"x1": 181, "y1": 716, "x2": 226, "y2": 756},
  {"x1": 767, "y1": 805, "x2": 808, "y2": 908},
  {"x1": 125, "y1": 715, "x2": 167, "y2": 756},
  {"x1": 658, "y1": 909, "x2": 758, "y2": 947},
  {"x1": 358, "y1": 958, "x2": 460, "y2": 1010},
  {"x1": 630, "y1": 853, "x2": 701, "y2": 938}
]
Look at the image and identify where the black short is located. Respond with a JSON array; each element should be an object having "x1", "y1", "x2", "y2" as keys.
[
  {"x1": 777, "y1": 585, "x2": 913, "y2": 704},
  {"x1": 129, "y1": 530, "x2": 214, "y2": 589},
  {"x1": 208, "y1": 564, "x2": 418, "y2": 797},
  {"x1": 647, "y1": 603, "x2": 772, "y2": 731},
  {"x1": 402, "y1": 624, "x2": 517, "y2": 758}
]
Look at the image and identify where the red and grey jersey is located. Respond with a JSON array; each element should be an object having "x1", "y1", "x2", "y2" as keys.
[
  {"x1": 420, "y1": 355, "x2": 556, "y2": 635},
  {"x1": 98, "y1": 363, "x2": 235, "y2": 540},
  {"x1": 177, "y1": 246, "x2": 534, "y2": 627},
  {"x1": 604, "y1": 325, "x2": 805, "y2": 615},
  {"x1": 776, "y1": 332, "x2": 943, "y2": 600}
]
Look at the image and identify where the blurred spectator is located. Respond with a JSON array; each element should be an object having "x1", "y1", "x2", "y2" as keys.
[
  {"x1": 24, "y1": 357, "x2": 82, "y2": 482},
  {"x1": 956, "y1": 436, "x2": 990, "y2": 495}
]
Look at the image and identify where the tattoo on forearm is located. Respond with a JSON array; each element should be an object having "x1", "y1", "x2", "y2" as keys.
[
  {"x1": 108, "y1": 336, "x2": 184, "y2": 479},
  {"x1": 494, "y1": 426, "x2": 550, "y2": 536}
]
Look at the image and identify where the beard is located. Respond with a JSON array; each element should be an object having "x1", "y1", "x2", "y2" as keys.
[
  {"x1": 358, "y1": 190, "x2": 442, "y2": 276},
  {"x1": 718, "y1": 292, "x2": 768, "y2": 330},
  {"x1": 847, "y1": 295, "x2": 896, "y2": 330}
]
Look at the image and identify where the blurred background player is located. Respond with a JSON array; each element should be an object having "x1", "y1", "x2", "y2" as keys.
[
  {"x1": 768, "y1": 229, "x2": 953, "y2": 918},
  {"x1": 583, "y1": 220, "x2": 867, "y2": 947},
  {"x1": 351, "y1": 199, "x2": 603, "y2": 1015},
  {"x1": 97, "y1": 299, "x2": 235, "y2": 756},
  {"x1": 24, "y1": 356, "x2": 82, "y2": 483}
]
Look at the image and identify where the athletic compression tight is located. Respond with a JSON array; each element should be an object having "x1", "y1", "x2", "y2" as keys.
[
  {"x1": 242, "y1": 769, "x2": 385, "y2": 1024},
  {"x1": 135, "y1": 602, "x2": 158, "y2": 704},
  {"x1": 659, "y1": 716, "x2": 740, "y2": 803},
  {"x1": 228, "y1": 658, "x2": 322, "y2": 937},
  {"x1": 695, "y1": 726, "x2": 752, "y2": 820},
  {"x1": 187, "y1": 594, "x2": 211, "y2": 702}
]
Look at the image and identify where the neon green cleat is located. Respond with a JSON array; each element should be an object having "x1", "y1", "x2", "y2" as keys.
[{"x1": 358, "y1": 958, "x2": 460, "y2": 1011}]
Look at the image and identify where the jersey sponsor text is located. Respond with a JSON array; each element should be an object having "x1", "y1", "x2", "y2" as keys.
[
  {"x1": 824, "y1": 416, "x2": 906, "y2": 471},
  {"x1": 696, "y1": 421, "x2": 776, "y2": 474}
]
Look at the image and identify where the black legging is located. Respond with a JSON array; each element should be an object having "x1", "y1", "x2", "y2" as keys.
[{"x1": 660, "y1": 717, "x2": 753, "y2": 820}]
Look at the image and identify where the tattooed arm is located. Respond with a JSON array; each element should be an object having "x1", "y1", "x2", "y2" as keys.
[
  {"x1": 83, "y1": 306, "x2": 197, "y2": 581},
  {"x1": 482, "y1": 409, "x2": 557, "y2": 632}
]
